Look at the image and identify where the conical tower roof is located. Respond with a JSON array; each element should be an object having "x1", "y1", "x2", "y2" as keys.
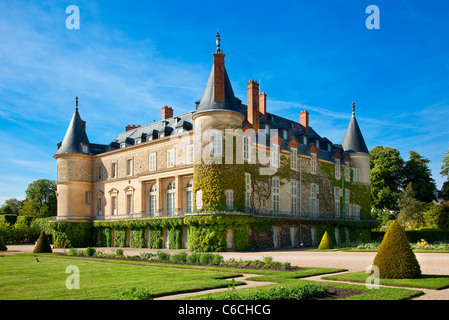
[
  {"x1": 55, "y1": 97, "x2": 90, "y2": 155},
  {"x1": 195, "y1": 31, "x2": 242, "y2": 115},
  {"x1": 342, "y1": 102, "x2": 369, "y2": 154}
]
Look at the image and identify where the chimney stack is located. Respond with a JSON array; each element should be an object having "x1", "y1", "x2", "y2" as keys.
[
  {"x1": 247, "y1": 80, "x2": 260, "y2": 132},
  {"x1": 162, "y1": 106, "x2": 173, "y2": 120},
  {"x1": 126, "y1": 124, "x2": 141, "y2": 131},
  {"x1": 213, "y1": 53, "x2": 226, "y2": 102},
  {"x1": 300, "y1": 110, "x2": 309, "y2": 132},
  {"x1": 259, "y1": 92, "x2": 267, "y2": 119}
]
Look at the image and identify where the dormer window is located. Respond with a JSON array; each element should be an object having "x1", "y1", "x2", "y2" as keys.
[
  {"x1": 303, "y1": 136, "x2": 307, "y2": 145},
  {"x1": 315, "y1": 140, "x2": 320, "y2": 149},
  {"x1": 327, "y1": 144, "x2": 332, "y2": 152},
  {"x1": 135, "y1": 138, "x2": 141, "y2": 144},
  {"x1": 80, "y1": 142, "x2": 89, "y2": 153},
  {"x1": 282, "y1": 129, "x2": 288, "y2": 140},
  {"x1": 265, "y1": 124, "x2": 270, "y2": 136}
]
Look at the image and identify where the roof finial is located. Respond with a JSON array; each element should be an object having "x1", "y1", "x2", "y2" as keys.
[
  {"x1": 352, "y1": 101, "x2": 355, "y2": 115},
  {"x1": 75, "y1": 96, "x2": 79, "y2": 111},
  {"x1": 215, "y1": 30, "x2": 222, "y2": 54}
]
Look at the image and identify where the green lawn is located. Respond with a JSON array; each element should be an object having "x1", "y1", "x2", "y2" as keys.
[
  {"x1": 322, "y1": 271, "x2": 449, "y2": 290},
  {"x1": 0, "y1": 254, "x2": 243, "y2": 300},
  {"x1": 0, "y1": 253, "x2": 426, "y2": 300}
]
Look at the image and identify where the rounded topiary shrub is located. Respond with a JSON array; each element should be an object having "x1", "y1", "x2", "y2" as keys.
[
  {"x1": 373, "y1": 220, "x2": 421, "y2": 279},
  {"x1": 318, "y1": 231, "x2": 334, "y2": 250},
  {"x1": 33, "y1": 231, "x2": 53, "y2": 253},
  {"x1": 0, "y1": 236, "x2": 7, "y2": 251}
]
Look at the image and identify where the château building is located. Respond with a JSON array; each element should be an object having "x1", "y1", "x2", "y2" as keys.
[{"x1": 52, "y1": 33, "x2": 373, "y2": 251}]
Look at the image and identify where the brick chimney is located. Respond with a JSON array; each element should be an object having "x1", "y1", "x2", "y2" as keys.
[
  {"x1": 247, "y1": 79, "x2": 260, "y2": 132},
  {"x1": 300, "y1": 110, "x2": 309, "y2": 132},
  {"x1": 259, "y1": 92, "x2": 267, "y2": 119},
  {"x1": 162, "y1": 106, "x2": 173, "y2": 120},
  {"x1": 126, "y1": 124, "x2": 141, "y2": 131},
  {"x1": 213, "y1": 53, "x2": 226, "y2": 102}
]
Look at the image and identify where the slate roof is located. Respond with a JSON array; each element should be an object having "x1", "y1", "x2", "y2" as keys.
[
  {"x1": 341, "y1": 112, "x2": 369, "y2": 154},
  {"x1": 55, "y1": 108, "x2": 90, "y2": 155},
  {"x1": 195, "y1": 66, "x2": 244, "y2": 114}
]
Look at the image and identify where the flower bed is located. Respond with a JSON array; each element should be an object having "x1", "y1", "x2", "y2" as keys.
[{"x1": 62, "y1": 247, "x2": 301, "y2": 271}]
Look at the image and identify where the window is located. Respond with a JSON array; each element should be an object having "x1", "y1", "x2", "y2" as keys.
[
  {"x1": 126, "y1": 159, "x2": 133, "y2": 176},
  {"x1": 97, "y1": 165, "x2": 103, "y2": 181},
  {"x1": 135, "y1": 138, "x2": 141, "y2": 144},
  {"x1": 345, "y1": 189, "x2": 350, "y2": 217},
  {"x1": 291, "y1": 148, "x2": 298, "y2": 170},
  {"x1": 111, "y1": 196, "x2": 117, "y2": 215},
  {"x1": 272, "y1": 145, "x2": 280, "y2": 167},
  {"x1": 311, "y1": 153, "x2": 317, "y2": 174},
  {"x1": 354, "y1": 168, "x2": 360, "y2": 182},
  {"x1": 315, "y1": 140, "x2": 320, "y2": 149},
  {"x1": 149, "y1": 153, "x2": 157, "y2": 171},
  {"x1": 309, "y1": 183, "x2": 319, "y2": 216},
  {"x1": 225, "y1": 189, "x2": 234, "y2": 210},
  {"x1": 335, "y1": 159, "x2": 341, "y2": 180},
  {"x1": 149, "y1": 184, "x2": 157, "y2": 215},
  {"x1": 166, "y1": 181, "x2": 176, "y2": 215},
  {"x1": 243, "y1": 136, "x2": 251, "y2": 161},
  {"x1": 245, "y1": 173, "x2": 251, "y2": 212},
  {"x1": 186, "y1": 179, "x2": 193, "y2": 213},
  {"x1": 186, "y1": 145, "x2": 194, "y2": 165},
  {"x1": 302, "y1": 136, "x2": 307, "y2": 145},
  {"x1": 345, "y1": 162, "x2": 350, "y2": 181},
  {"x1": 112, "y1": 162, "x2": 117, "y2": 179},
  {"x1": 282, "y1": 129, "x2": 288, "y2": 140},
  {"x1": 353, "y1": 204, "x2": 361, "y2": 220},
  {"x1": 96, "y1": 198, "x2": 102, "y2": 216},
  {"x1": 196, "y1": 190, "x2": 203, "y2": 210},
  {"x1": 210, "y1": 130, "x2": 222, "y2": 156},
  {"x1": 167, "y1": 149, "x2": 175, "y2": 168},
  {"x1": 127, "y1": 194, "x2": 133, "y2": 214},
  {"x1": 265, "y1": 124, "x2": 270, "y2": 136},
  {"x1": 272, "y1": 177, "x2": 280, "y2": 213},
  {"x1": 291, "y1": 180, "x2": 298, "y2": 215},
  {"x1": 334, "y1": 187, "x2": 342, "y2": 218},
  {"x1": 85, "y1": 191, "x2": 90, "y2": 205}
]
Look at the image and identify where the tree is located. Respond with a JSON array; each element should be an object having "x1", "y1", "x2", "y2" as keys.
[
  {"x1": 33, "y1": 231, "x2": 52, "y2": 253},
  {"x1": 440, "y1": 148, "x2": 449, "y2": 178},
  {"x1": 397, "y1": 182, "x2": 424, "y2": 229},
  {"x1": 440, "y1": 149, "x2": 449, "y2": 200},
  {"x1": 0, "y1": 198, "x2": 22, "y2": 215},
  {"x1": 318, "y1": 231, "x2": 334, "y2": 250},
  {"x1": 369, "y1": 146, "x2": 404, "y2": 211},
  {"x1": 18, "y1": 179, "x2": 56, "y2": 218},
  {"x1": 402, "y1": 151, "x2": 436, "y2": 203}
]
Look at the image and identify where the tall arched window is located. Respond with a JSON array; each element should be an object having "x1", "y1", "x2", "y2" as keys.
[
  {"x1": 149, "y1": 184, "x2": 157, "y2": 216},
  {"x1": 185, "y1": 179, "x2": 193, "y2": 213},
  {"x1": 166, "y1": 181, "x2": 176, "y2": 216}
]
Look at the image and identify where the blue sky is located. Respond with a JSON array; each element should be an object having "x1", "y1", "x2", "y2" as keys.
[{"x1": 1, "y1": 0, "x2": 449, "y2": 204}]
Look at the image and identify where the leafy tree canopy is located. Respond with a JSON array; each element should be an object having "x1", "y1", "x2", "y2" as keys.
[
  {"x1": 402, "y1": 150, "x2": 436, "y2": 203},
  {"x1": 370, "y1": 146, "x2": 404, "y2": 211},
  {"x1": 18, "y1": 179, "x2": 56, "y2": 218}
]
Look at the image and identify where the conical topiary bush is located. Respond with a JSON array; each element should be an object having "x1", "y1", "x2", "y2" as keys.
[
  {"x1": 33, "y1": 231, "x2": 53, "y2": 253},
  {"x1": 0, "y1": 236, "x2": 7, "y2": 251},
  {"x1": 373, "y1": 220, "x2": 421, "y2": 279},
  {"x1": 318, "y1": 231, "x2": 334, "y2": 250}
]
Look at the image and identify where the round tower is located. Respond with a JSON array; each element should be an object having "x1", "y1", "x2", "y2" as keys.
[
  {"x1": 341, "y1": 101, "x2": 371, "y2": 186},
  {"x1": 54, "y1": 98, "x2": 94, "y2": 219},
  {"x1": 192, "y1": 32, "x2": 246, "y2": 211}
]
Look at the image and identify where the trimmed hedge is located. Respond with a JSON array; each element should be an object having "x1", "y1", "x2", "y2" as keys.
[
  {"x1": 373, "y1": 221, "x2": 421, "y2": 279},
  {"x1": 372, "y1": 229, "x2": 449, "y2": 243},
  {"x1": 0, "y1": 236, "x2": 7, "y2": 251},
  {"x1": 318, "y1": 231, "x2": 334, "y2": 250},
  {"x1": 33, "y1": 231, "x2": 52, "y2": 253}
]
